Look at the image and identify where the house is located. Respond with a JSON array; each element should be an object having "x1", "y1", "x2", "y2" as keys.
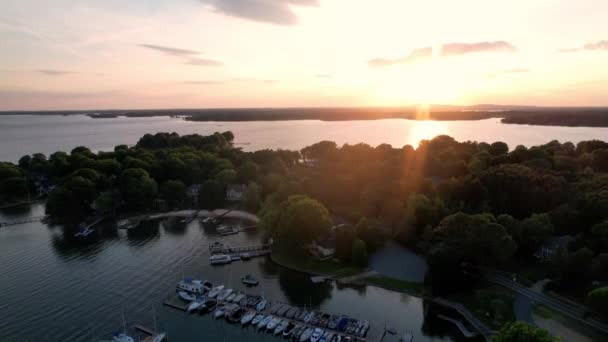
[
  {"x1": 534, "y1": 235, "x2": 574, "y2": 262},
  {"x1": 226, "y1": 184, "x2": 246, "y2": 201},
  {"x1": 186, "y1": 184, "x2": 202, "y2": 207},
  {"x1": 307, "y1": 240, "x2": 335, "y2": 260}
]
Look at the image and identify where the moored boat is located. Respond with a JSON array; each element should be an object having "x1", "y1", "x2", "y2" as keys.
[
  {"x1": 241, "y1": 274, "x2": 259, "y2": 286},
  {"x1": 209, "y1": 254, "x2": 232, "y2": 265},
  {"x1": 256, "y1": 299, "x2": 268, "y2": 311},
  {"x1": 311, "y1": 328, "x2": 324, "y2": 342},
  {"x1": 299, "y1": 327, "x2": 313, "y2": 342},
  {"x1": 213, "y1": 305, "x2": 226, "y2": 319},
  {"x1": 251, "y1": 314, "x2": 265, "y2": 326},
  {"x1": 266, "y1": 316, "x2": 282, "y2": 332},
  {"x1": 207, "y1": 285, "x2": 224, "y2": 298},
  {"x1": 226, "y1": 292, "x2": 237, "y2": 302},
  {"x1": 187, "y1": 296, "x2": 206, "y2": 313},
  {"x1": 258, "y1": 315, "x2": 273, "y2": 330},
  {"x1": 176, "y1": 278, "x2": 211, "y2": 294},
  {"x1": 283, "y1": 322, "x2": 297, "y2": 338},
  {"x1": 217, "y1": 288, "x2": 233, "y2": 301},
  {"x1": 274, "y1": 319, "x2": 289, "y2": 335},
  {"x1": 177, "y1": 291, "x2": 196, "y2": 302},
  {"x1": 240, "y1": 310, "x2": 256, "y2": 325},
  {"x1": 233, "y1": 292, "x2": 246, "y2": 303},
  {"x1": 201, "y1": 299, "x2": 217, "y2": 314}
]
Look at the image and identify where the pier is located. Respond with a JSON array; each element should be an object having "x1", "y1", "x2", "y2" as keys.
[
  {"x1": 209, "y1": 241, "x2": 271, "y2": 254},
  {"x1": 0, "y1": 216, "x2": 45, "y2": 228}
]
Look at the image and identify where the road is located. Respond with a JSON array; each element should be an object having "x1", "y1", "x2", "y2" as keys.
[{"x1": 486, "y1": 273, "x2": 608, "y2": 335}]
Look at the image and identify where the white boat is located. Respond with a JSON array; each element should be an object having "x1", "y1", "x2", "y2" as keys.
[
  {"x1": 226, "y1": 292, "x2": 237, "y2": 302},
  {"x1": 311, "y1": 328, "x2": 324, "y2": 342},
  {"x1": 241, "y1": 310, "x2": 256, "y2": 325},
  {"x1": 217, "y1": 288, "x2": 233, "y2": 301},
  {"x1": 241, "y1": 274, "x2": 259, "y2": 286},
  {"x1": 187, "y1": 296, "x2": 206, "y2": 313},
  {"x1": 300, "y1": 328, "x2": 313, "y2": 342},
  {"x1": 210, "y1": 254, "x2": 232, "y2": 265},
  {"x1": 258, "y1": 315, "x2": 273, "y2": 330},
  {"x1": 266, "y1": 316, "x2": 281, "y2": 332},
  {"x1": 274, "y1": 319, "x2": 289, "y2": 335},
  {"x1": 150, "y1": 333, "x2": 166, "y2": 342},
  {"x1": 213, "y1": 305, "x2": 226, "y2": 319},
  {"x1": 177, "y1": 291, "x2": 196, "y2": 302},
  {"x1": 283, "y1": 322, "x2": 297, "y2": 338},
  {"x1": 176, "y1": 278, "x2": 212, "y2": 294},
  {"x1": 251, "y1": 314, "x2": 265, "y2": 326},
  {"x1": 304, "y1": 311, "x2": 314, "y2": 323},
  {"x1": 233, "y1": 292, "x2": 246, "y2": 303},
  {"x1": 256, "y1": 299, "x2": 268, "y2": 311},
  {"x1": 207, "y1": 285, "x2": 224, "y2": 298},
  {"x1": 112, "y1": 333, "x2": 134, "y2": 342}
]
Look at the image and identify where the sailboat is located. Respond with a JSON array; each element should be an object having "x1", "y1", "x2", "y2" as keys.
[
  {"x1": 150, "y1": 308, "x2": 166, "y2": 342},
  {"x1": 111, "y1": 312, "x2": 134, "y2": 342}
]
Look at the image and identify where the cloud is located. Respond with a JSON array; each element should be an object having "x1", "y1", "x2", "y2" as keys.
[
  {"x1": 440, "y1": 41, "x2": 516, "y2": 57},
  {"x1": 315, "y1": 74, "x2": 332, "y2": 78},
  {"x1": 263, "y1": 79, "x2": 280, "y2": 84},
  {"x1": 186, "y1": 57, "x2": 224, "y2": 66},
  {"x1": 558, "y1": 40, "x2": 608, "y2": 53},
  {"x1": 36, "y1": 69, "x2": 77, "y2": 76},
  {"x1": 200, "y1": 0, "x2": 318, "y2": 26},
  {"x1": 368, "y1": 47, "x2": 432, "y2": 67},
  {"x1": 138, "y1": 44, "x2": 200, "y2": 56},
  {"x1": 180, "y1": 80, "x2": 224, "y2": 85},
  {"x1": 487, "y1": 68, "x2": 530, "y2": 78}
]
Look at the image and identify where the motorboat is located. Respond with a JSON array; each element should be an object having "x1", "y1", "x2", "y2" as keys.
[
  {"x1": 292, "y1": 325, "x2": 305, "y2": 341},
  {"x1": 177, "y1": 291, "x2": 196, "y2": 302},
  {"x1": 251, "y1": 314, "x2": 265, "y2": 326},
  {"x1": 325, "y1": 332, "x2": 335, "y2": 342},
  {"x1": 299, "y1": 327, "x2": 313, "y2": 342},
  {"x1": 227, "y1": 307, "x2": 246, "y2": 324},
  {"x1": 328, "y1": 315, "x2": 340, "y2": 330},
  {"x1": 286, "y1": 307, "x2": 298, "y2": 319},
  {"x1": 187, "y1": 296, "x2": 206, "y2": 313},
  {"x1": 210, "y1": 254, "x2": 232, "y2": 265},
  {"x1": 359, "y1": 320, "x2": 370, "y2": 337},
  {"x1": 207, "y1": 285, "x2": 224, "y2": 298},
  {"x1": 74, "y1": 227, "x2": 94, "y2": 238},
  {"x1": 200, "y1": 299, "x2": 217, "y2": 314},
  {"x1": 258, "y1": 315, "x2": 273, "y2": 330},
  {"x1": 112, "y1": 333, "x2": 134, "y2": 342},
  {"x1": 278, "y1": 305, "x2": 290, "y2": 317},
  {"x1": 176, "y1": 278, "x2": 212, "y2": 294},
  {"x1": 226, "y1": 292, "x2": 237, "y2": 302},
  {"x1": 303, "y1": 311, "x2": 314, "y2": 323},
  {"x1": 311, "y1": 328, "x2": 324, "y2": 342},
  {"x1": 319, "y1": 313, "x2": 331, "y2": 327},
  {"x1": 266, "y1": 316, "x2": 282, "y2": 332},
  {"x1": 283, "y1": 322, "x2": 297, "y2": 338},
  {"x1": 217, "y1": 288, "x2": 233, "y2": 301},
  {"x1": 256, "y1": 299, "x2": 268, "y2": 311},
  {"x1": 233, "y1": 292, "x2": 246, "y2": 303},
  {"x1": 297, "y1": 310, "x2": 309, "y2": 321},
  {"x1": 241, "y1": 274, "x2": 259, "y2": 286},
  {"x1": 213, "y1": 305, "x2": 226, "y2": 319},
  {"x1": 240, "y1": 310, "x2": 256, "y2": 325},
  {"x1": 274, "y1": 319, "x2": 289, "y2": 335}
]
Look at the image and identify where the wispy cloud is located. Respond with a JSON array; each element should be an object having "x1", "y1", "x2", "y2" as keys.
[
  {"x1": 263, "y1": 79, "x2": 279, "y2": 84},
  {"x1": 36, "y1": 69, "x2": 77, "y2": 76},
  {"x1": 368, "y1": 47, "x2": 433, "y2": 67},
  {"x1": 558, "y1": 40, "x2": 608, "y2": 53},
  {"x1": 315, "y1": 74, "x2": 332, "y2": 79},
  {"x1": 138, "y1": 44, "x2": 200, "y2": 56},
  {"x1": 441, "y1": 41, "x2": 516, "y2": 57},
  {"x1": 199, "y1": 0, "x2": 318, "y2": 26},
  {"x1": 180, "y1": 80, "x2": 224, "y2": 85},
  {"x1": 186, "y1": 57, "x2": 224, "y2": 67}
]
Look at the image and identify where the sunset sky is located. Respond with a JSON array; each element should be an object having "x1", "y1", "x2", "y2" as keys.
[{"x1": 1, "y1": 0, "x2": 607, "y2": 110}]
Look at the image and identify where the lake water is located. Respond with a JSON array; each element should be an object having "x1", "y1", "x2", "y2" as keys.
[
  {"x1": 1, "y1": 115, "x2": 608, "y2": 162},
  {"x1": 0, "y1": 204, "x2": 463, "y2": 342}
]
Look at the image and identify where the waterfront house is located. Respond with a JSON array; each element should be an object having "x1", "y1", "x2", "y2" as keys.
[{"x1": 226, "y1": 184, "x2": 246, "y2": 201}]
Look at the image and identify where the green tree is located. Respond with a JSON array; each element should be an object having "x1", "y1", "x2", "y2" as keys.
[
  {"x1": 335, "y1": 228, "x2": 356, "y2": 262},
  {"x1": 237, "y1": 161, "x2": 259, "y2": 183},
  {"x1": 587, "y1": 287, "x2": 608, "y2": 316},
  {"x1": 351, "y1": 238, "x2": 368, "y2": 266},
  {"x1": 119, "y1": 168, "x2": 158, "y2": 210},
  {"x1": 493, "y1": 321, "x2": 558, "y2": 342},
  {"x1": 244, "y1": 182, "x2": 262, "y2": 212},
  {"x1": 160, "y1": 180, "x2": 187, "y2": 209},
  {"x1": 267, "y1": 195, "x2": 332, "y2": 246},
  {"x1": 0, "y1": 177, "x2": 28, "y2": 202},
  {"x1": 199, "y1": 179, "x2": 224, "y2": 209},
  {"x1": 216, "y1": 168, "x2": 238, "y2": 184}
]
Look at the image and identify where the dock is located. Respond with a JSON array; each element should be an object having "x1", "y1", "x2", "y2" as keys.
[
  {"x1": 209, "y1": 241, "x2": 271, "y2": 254},
  {"x1": 0, "y1": 215, "x2": 45, "y2": 228}
]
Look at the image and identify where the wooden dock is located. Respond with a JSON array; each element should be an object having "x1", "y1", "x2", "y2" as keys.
[{"x1": 209, "y1": 242, "x2": 271, "y2": 254}]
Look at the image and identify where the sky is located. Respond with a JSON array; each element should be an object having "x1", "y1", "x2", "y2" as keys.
[{"x1": 0, "y1": 0, "x2": 607, "y2": 110}]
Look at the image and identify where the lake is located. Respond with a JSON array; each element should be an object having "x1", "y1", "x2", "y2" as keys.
[
  {"x1": 0, "y1": 203, "x2": 463, "y2": 342},
  {"x1": 2, "y1": 115, "x2": 608, "y2": 162}
]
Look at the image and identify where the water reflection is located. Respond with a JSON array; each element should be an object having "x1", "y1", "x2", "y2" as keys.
[
  {"x1": 162, "y1": 217, "x2": 188, "y2": 236},
  {"x1": 126, "y1": 219, "x2": 160, "y2": 246},
  {"x1": 277, "y1": 267, "x2": 333, "y2": 306}
]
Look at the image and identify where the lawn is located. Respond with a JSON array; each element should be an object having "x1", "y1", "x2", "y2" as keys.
[
  {"x1": 271, "y1": 247, "x2": 364, "y2": 277},
  {"x1": 363, "y1": 275, "x2": 425, "y2": 296}
]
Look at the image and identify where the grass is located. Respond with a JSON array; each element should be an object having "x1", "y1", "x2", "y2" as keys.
[
  {"x1": 271, "y1": 247, "x2": 364, "y2": 277},
  {"x1": 363, "y1": 275, "x2": 425, "y2": 296},
  {"x1": 533, "y1": 304, "x2": 567, "y2": 321}
]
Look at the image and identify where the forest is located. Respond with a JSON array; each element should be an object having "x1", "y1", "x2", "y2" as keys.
[{"x1": 1, "y1": 131, "x2": 607, "y2": 311}]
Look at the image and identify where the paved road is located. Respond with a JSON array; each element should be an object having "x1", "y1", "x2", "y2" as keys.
[{"x1": 486, "y1": 273, "x2": 608, "y2": 335}]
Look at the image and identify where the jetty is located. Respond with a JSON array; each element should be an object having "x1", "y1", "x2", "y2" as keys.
[
  {"x1": 0, "y1": 215, "x2": 45, "y2": 228},
  {"x1": 209, "y1": 241, "x2": 271, "y2": 254}
]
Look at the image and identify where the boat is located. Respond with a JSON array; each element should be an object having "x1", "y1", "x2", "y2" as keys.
[
  {"x1": 283, "y1": 322, "x2": 297, "y2": 338},
  {"x1": 241, "y1": 274, "x2": 259, "y2": 286},
  {"x1": 291, "y1": 325, "x2": 304, "y2": 341},
  {"x1": 176, "y1": 278, "x2": 212, "y2": 294},
  {"x1": 150, "y1": 333, "x2": 166, "y2": 342},
  {"x1": 241, "y1": 310, "x2": 256, "y2": 325},
  {"x1": 274, "y1": 319, "x2": 289, "y2": 335},
  {"x1": 217, "y1": 225, "x2": 239, "y2": 236},
  {"x1": 256, "y1": 299, "x2": 268, "y2": 311},
  {"x1": 117, "y1": 219, "x2": 140, "y2": 230},
  {"x1": 187, "y1": 296, "x2": 206, "y2": 313},
  {"x1": 112, "y1": 333, "x2": 135, "y2": 342},
  {"x1": 311, "y1": 328, "x2": 324, "y2": 342},
  {"x1": 217, "y1": 288, "x2": 233, "y2": 301},
  {"x1": 319, "y1": 313, "x2": 331, "y2": 327},
  {"x1": 258, "y1": 315, "x2": 273, "y2": 330},
  {"x1": 233, "y1": 292, "x2": 246, "y2": 303},
  {"x1": 227, "y1": 307, "x2": 246, "y2": 323},
  {"x1": 297, "y1": 310, "x2": 309, "y2": 321},
  {"x1": 201, "y1": 299, "x2": 217, "y2": 314},
  {"x1": 278, "y1": 305, "x2": 291, "y2": 317},
  {"x1": 286, "y1": 307, "x2": 298, "y2": 319},
  {"x1": 359, "y1": 320, "x2": 370, "y2": 337},
  {"x1": 303, "y1": 311, "x2": 315, "y2": 323},
  {"x1": 251, "y1": 314, "x2": 265, "y2": 326},
  {"x1": 270, "y1": 303, "x2": 283, "y2": 314},
  {"x1": 74, "y1": 227, "x2": 94, "y2": 238},
  {"x1": 328, "y1": 315, "x2": 340, "y2": 330},
  {"x1": 266, "y1": 316, "x2": 282, "y2": 332},
  {"x1": 210, "y1": 254, "x2": 232, "y2": 265},
  {"x1": 226, "y1": 292, "x2": 237, "y2": 302},
  {"x1": 299, "y1": 327, "x2": 314, "y2": 342},
  {"x1": 325, "y1": 332, "x2": 335, "y2": 342},
  {"x1": 207, "y1": 285, "x2": 225, "y2": 298},
  {"x1": 213, "y1": 305, "x2": 226, "y2": 319},
  {"x1": 336, "y1": 317, "x2": 349, "y2": 332},
  {"x1": 177, "y1": 291, "x2": 196, "y2": 302}
]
